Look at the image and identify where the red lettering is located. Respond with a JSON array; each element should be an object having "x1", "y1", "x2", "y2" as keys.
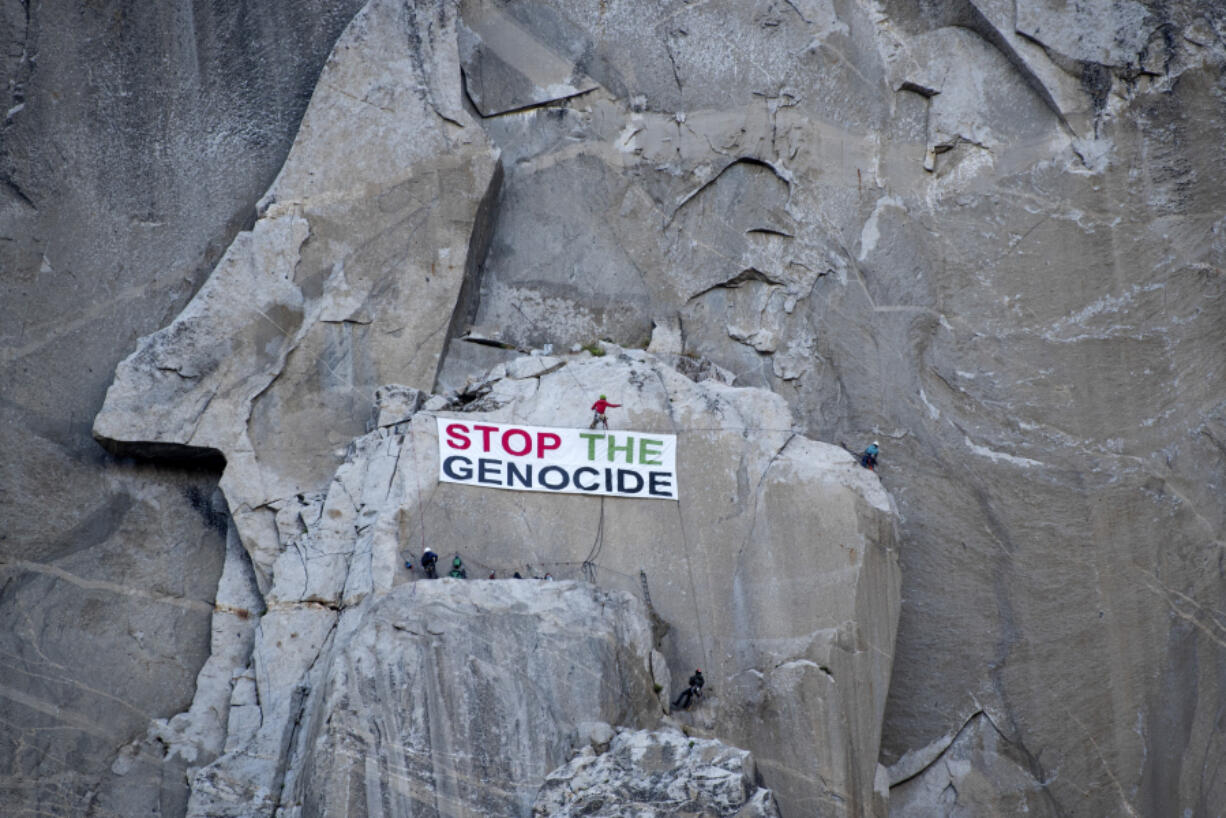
[
  {"x1": 473, "y1": 424, "x2": 498, "y2": 452},
  {"x1": 537, "y1": 432, "x2": 561, "y2": 459},
  {"x1": 502, "y1": 428, "x2": 532, "y2": 457},
  {"x1": 445, "y1": 423, "x2": 470, "y2": 450}
]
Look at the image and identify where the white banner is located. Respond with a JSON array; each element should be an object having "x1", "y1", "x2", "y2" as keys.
[{"x1": 436, "y1": 417, "x2": 678, "y2": 500}]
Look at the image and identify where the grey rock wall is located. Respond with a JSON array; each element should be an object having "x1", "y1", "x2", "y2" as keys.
[
  {"x1": 0, "y1": 1, "x2": 364, "y2": 815},
  {"x1": 91, "y1": 0, "x2": 501, "y2": 598},
  {"x1": 441, "y1": 2, "x2": 1226, "y2": 815},
  {"x1": 104, "y1": 288, "x2": 896, "y2": 815},
  {"x1": 6, "y1": 0, "x2": 1226, "y2": 816},
  {"x1": 888, "y1": 711, "x2": 1058, "y2": 818},
  {"x1": 399, "y1": 350, "x2": 900, "y2": 817},
  {"x1": 186, "y1": 577, "x2": 662, "y2": 817},
  {"x1": 150, "y1": 346, "x2": 898, "y2": 817},
  {"x1": 293, "y1": 581, "x2": 659, "y2": 817},
  {"x1": 81, "y1": 7, "x2": 902, "y2": 810}
]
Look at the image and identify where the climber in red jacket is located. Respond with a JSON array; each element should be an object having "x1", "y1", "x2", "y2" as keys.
[{"x1": 589, "y1": 394, "x2": 621, "y2": 430}]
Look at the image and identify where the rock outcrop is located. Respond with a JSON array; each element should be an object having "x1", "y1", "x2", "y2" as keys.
[
  {"x1": 159, "y1": 347, "x2": 898, "y2": 817},
  {"x1": 190, "y1": 579, "x2": 661, "y2": 817},
  {"x1": 0, "y1": 3, "x2": 366, "y2": 814},
  {"x1": 402, "y1": 350, "x2": 900, "y2": 817},
  {"x1": 440, "y1": 3, "x2": 1226, "y2": 815},
  {"x1": 6, "y1": 0, "x2": 1225, "y2": 815},
  {"x1": 533, "y1": 726, "x2": 781, "y2": 817},
  {"x1": 92, "y1": 0, "x2": 501, "y2": 596}
]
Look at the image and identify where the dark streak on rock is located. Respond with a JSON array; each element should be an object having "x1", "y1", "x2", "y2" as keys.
[
  {"x1": 1, "y1": 174, "x2": 36, "y2": 210},
  {"x1": 434, "y1": 159, "x2": 504, "y2": 392},
  {"x1": 746, "y1": 226, "x2": 794, "y2": 238},
  {"x1": 93, "y1": 435, "x2": 227, "y2": 470},
  {"x1": 184, "y1": 485, "x2": 229, "y2": 538},
  {"x1": 1080, "y1": 62, "x2": 1113, "y2": 113},
  {"x1": 687, "y1": 268, "x2": 786, "y2": 303}
]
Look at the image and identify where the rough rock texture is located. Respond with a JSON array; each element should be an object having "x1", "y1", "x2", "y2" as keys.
[
  {"x1": 114, "y1": 347, "x2": 897, "y2": 817},
  {"x1": 92, "y1": 0, "x2": 501, "y2": 595},
  {"x1": 887, "y1": 712, "x2": 1057, "y2": 818},
  {"x1": 190, "y1": 580, "x2": 660, "y2": 817},
  {"x1": 439, "y1": 3, "x2": 1226, "y2": 816},
  {"x1": 533, "y1": 726, "x2": 782, "y2": 817},
  {"x1": 423, "y1": 351, "x2": 900, "y2": 818},
  {"x1": 0, "y1": 2, "x2": 364, "y2": 814},
  {"x1": 8, "y1": 0, "x2": 1226, "y2": 816},
  {"x1": 0, "y1": 481, "x2": 230, "y2": 817},
  {"x1": 183, "y1": 348, "x2": 895, "y2": 817},
  {"x1": 82, "y1": 13, "x2": 903, "y2": 814}
]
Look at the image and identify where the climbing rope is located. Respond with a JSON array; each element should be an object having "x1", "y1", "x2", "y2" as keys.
[
  {"x1": 406, "y1": 420, "x2": 429, "y2": 561},
  {"x1": 582, "y1": 498, "x2": 605, "y2": 584},
  {"x1": 646, "y1": 361, "x2": 712, "y2": 672}
]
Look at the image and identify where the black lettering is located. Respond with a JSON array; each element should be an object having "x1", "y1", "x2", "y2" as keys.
[
  {"x1": 478, "y1": 458, "x2": 502, "y2": 485},
  {"x1": 605, "y1": 468, "x2": 613, "y2": 493},
  {"x1": 539, "y1": 465, "x2": 570, "y2": 490},
  {"x1": 506, "y1": 461, "x2": 533, "y2": 488},
  {"x1": 574, "y1": 467, "x2": 600, "y2": 491},
  {"x1": 617, "y1": 469, "x2": 644, "y2": 494},
  {"x1": 649, "y1": 471, "x2": 674, "y2": 497},
  {"x1": 443, "y1": 455, "x2": 473, "y2": 480}
]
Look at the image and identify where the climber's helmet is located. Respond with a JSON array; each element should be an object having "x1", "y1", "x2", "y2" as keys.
[{"x1": 599, "y1": 394, "x2": 607, "y2": 400}]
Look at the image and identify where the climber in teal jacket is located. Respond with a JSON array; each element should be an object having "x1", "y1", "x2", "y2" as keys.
[{"x1": 861, "y1": 441, "x2": 879, "y2": 470}]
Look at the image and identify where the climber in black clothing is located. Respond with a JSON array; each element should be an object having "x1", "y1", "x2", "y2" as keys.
[
  {"x1": 672, "y1": 669, "x2": 704, "y2": 710},
  {"x1": 420, "y1": 547, "x2": 438, "y2": 579}
]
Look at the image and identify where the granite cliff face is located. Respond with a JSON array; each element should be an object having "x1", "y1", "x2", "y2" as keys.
[
  {"x1": 119, "y1": 343, "x2": 899, "y2": 817},
  {"x1": 86, "y1": 10, "x2": 900, "y2": 816},
  {"x1": 3, "y1": 0, "x2": 1225, "y2": 816},
  {"x1": 191, "y1": 578, "x2": 663, "y2": 817},
  {"x1": 91, "y1": 0, "x2": 501, "y2": 594},
  {"x1": 1, "y1": 1, "x2": 366, "y2": 814}
]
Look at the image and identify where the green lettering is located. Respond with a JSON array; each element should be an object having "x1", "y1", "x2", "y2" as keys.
[
  {"x1": 638, "y1": 437, "x2": 663, "y2": 466},
  {"x1": 607, "y1": 434, "x2": 634, "y2": 464},
  {"x1": 579, "y1": 432, "x2": 604, "y2": 461}
]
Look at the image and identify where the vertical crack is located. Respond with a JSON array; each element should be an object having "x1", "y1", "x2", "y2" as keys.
[{"x1": 433, "y1": 158, "x2": 505, "y2": 392}]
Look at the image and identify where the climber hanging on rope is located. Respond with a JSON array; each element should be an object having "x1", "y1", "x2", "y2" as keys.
[
  {"x1": 841, "y1": 440, "x2": 880, "y2": 471},
  {"x1": 420, "y1": 547, "x2": 439, "y2": 579},
  {"x1": 449, "y1": 554, "x2": 468, "y2": 579},
  {"x1": 589, "y1": 394, "x2": 621, "y2": 430},
  {"x1": 672, "y1": 668, "x2": 704, "y2": 710}
]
